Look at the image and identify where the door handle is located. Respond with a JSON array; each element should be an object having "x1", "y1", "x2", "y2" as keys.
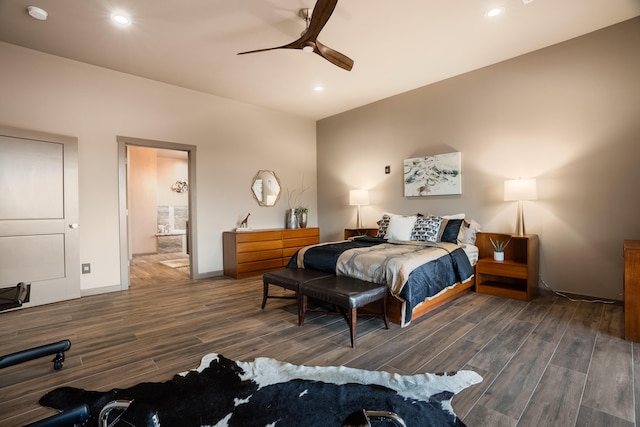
[{"x1": 69, "y1": 223, "x2": 79, "y2": 229}]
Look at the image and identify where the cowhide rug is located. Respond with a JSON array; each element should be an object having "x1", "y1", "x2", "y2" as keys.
[{"x1": 39, "y1": 353, "x2": 482, "y2": 426}]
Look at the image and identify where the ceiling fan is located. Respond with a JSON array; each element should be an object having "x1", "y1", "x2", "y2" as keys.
[{"x1": 237, "y1": 0, "x2": 353, "y2": 71}]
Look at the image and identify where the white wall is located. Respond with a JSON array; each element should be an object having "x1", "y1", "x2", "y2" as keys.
[
  {"x1": 157, "y1": 155, "x2": 188, "y2": 208},
  {"x1": 317, "y1": 18, "x2": 640, "y2": 301},
  {"x1": 128, "y1": 146, "x2": 158, "y2": 255},
  {"x1": 0, "y1": 41, "x2": 317, "y2": 293}
]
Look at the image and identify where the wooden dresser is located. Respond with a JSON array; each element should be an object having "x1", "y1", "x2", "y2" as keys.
[
  {"x1": 624, "y1": 240, "x2": 640, "y2": 342},
  {"x1": 223, "y1": 228, "x2": 319, "y2": 279}
]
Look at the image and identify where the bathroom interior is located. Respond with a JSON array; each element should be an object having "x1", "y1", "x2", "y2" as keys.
[{"x1": 127, "y1": 146, "x2": 190, "y2": 284}]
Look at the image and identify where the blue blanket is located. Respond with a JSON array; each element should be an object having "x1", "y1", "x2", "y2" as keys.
[
  {"x1": 288, "y1": 238, "x2": 473, "y2": 325},
  {"x1": 287, "y1": 237, "x2": 386, "y2": 272}
]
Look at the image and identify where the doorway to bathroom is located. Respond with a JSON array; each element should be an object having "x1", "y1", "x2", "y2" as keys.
[{"x1": 117, "y1": 136, "x2": 197, "y2": 290}]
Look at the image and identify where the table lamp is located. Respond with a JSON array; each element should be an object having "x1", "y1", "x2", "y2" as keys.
[
  {"x1": 504, "y1": 179, "x2": 537, "y2": 236},
  {"x1": 349, "y1": 189, "x2": 369, "y2": 229}
]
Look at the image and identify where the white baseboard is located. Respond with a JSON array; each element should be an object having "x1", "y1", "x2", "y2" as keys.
[{"x1": 81, "y1": 285, "x2": 121, "y2": 297}]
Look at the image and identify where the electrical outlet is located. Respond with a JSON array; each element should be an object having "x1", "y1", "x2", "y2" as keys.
[{"x1": 82, "y1": 263, "x2": 91, "y2": 274}]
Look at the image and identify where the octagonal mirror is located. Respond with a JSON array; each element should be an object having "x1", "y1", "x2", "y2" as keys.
[{"x1": 251, "y1": 170, "x2": 281, "y2": 207}]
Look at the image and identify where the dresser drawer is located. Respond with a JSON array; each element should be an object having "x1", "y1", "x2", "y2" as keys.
[
  {"x1": 235, "y1": 230, "x2": 282, "y2": 243},
  {"x1": 237, "y1": 259, "x2": 284, "y2": 275},
  {"x1": 237, "y1": 249, "x2": 283, "y2": 263},
  {"x1": 283, "y1": 247, "x2": 302, "y2": 259},
  {"x1": 237, "y1": 240, "x2": 282, "y2": 253},
  {"x1": 283, "y1": 228, "x2": 319, "y2": 239},
  {"x1": 283, "y1": 236, "x2": 319, "y2": 248}
]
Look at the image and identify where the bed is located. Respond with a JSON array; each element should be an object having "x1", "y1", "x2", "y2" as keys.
[{"x1": 287, "y1": 213, "x2": 481, "y2": 326}]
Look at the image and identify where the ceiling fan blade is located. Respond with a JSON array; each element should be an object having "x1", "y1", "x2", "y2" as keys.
[
  {"x1": 303, "y1": 0, "x2": 339, "y2": 41},
  {"x1": 237, "y1": 37, "x2": 306, "y2": 55},
  {"x1": 314, "y1": 40, "x2": 353, "y2": 71},
  {"x1": 239, "y1": 0, "x2": 338, "y2": 53},
  {"x1": 237, "y1": 46, "x2": 285, "y2": 55},
  {"x1": 237, "y1": 0, "x2": 353, "y2": 71}
]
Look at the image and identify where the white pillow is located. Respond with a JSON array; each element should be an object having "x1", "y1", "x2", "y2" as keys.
[
  {"x1": 461, "y1": 219, "x2": 482, "y2": 245},
  {"x1": 385, "y1": 215, "x2": 418, "y2": 241},
  {"x1": 443, "y1": 213, "x2": 466, "y2": 220}
]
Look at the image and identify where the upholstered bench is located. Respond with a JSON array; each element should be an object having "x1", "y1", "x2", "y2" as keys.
[
  {"x1": 299, "y1": 276, "x2": 389, "y2": 348},
  {"x1": 262, "y1": 269, "x2": 332, "y2": 310}
]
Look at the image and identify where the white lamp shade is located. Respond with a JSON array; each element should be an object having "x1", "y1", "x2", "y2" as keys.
[
  {"x1": 349, "y1": 189, "x2": 370, "y2": 206},
  {"x1": 504, "y1": 179, "x2": 538, "y2": 201}
]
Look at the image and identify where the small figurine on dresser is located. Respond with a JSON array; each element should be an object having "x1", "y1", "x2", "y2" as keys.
[{"x1": 237, "y1": 213, "x2": 251, "y2": 231}]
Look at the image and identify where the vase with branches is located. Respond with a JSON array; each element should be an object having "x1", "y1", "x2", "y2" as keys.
[{"x1": 286, "y1": 175, "x2": 309, "y2": 228}]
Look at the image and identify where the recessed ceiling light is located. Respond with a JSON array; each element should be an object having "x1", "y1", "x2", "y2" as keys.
[
  {"x1": 314, "y1": 86, "x2": 324, "y2": 92},
  {"x1": 486, "y1": 7, "x2": 504, "y2": 17},
  {"x1": 111, "y1": 11, "x2": 131, "y2": 26},
  {"x1": 27, "y1": 6, "x2": 48, "y2": 21}
]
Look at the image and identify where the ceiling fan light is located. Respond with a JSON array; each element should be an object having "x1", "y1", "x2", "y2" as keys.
[
  {"x1": 111, "y1": 11, "x2": 131, "y2": 26},
  {"x1": 27, "y1": 6, "x2": 48, "y2": 21},
  {"x1": 302, "y1": 45, "x2": 314, "y2": 53}
]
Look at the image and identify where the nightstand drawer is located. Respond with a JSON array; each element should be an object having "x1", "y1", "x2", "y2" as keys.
[{"x1": 477, "y1": 259, "x2": 528, "y2": 279}]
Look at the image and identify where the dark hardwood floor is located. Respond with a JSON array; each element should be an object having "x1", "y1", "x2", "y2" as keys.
[{"x1": 1, "y1": 256, "x2": 637, "y2": 426}]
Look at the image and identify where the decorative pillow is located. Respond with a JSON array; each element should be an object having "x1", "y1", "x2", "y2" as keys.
[
  {"x1": 438, "y1": 218, "x2": 464, "y2": 243},
  {"x1": 410, "y1": 215, "x2": 444, "y2": 242},
  {"x1": 443, "y1": 213, "x2": 466, "y2": 220},
  {"x1": 456, "y1": 220, "x2": 468, "y2": 244},
  {"x1": 376, "y1": 214, "x2": 391, "y2": 238},
  {"x1": 460, "y1": 219, "x2": 482, "y2": 245},
  {"x1": 385, "y1": 215, "x2": 418, "y2": 241}
]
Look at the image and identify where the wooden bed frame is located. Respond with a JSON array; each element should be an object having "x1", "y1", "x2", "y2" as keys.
[
  {"x1": 385, "y1": 277, "x2": 475, "y2": 325},
  {"x1": 289, "y1": 236, "x2": 478, "y2": 326}
]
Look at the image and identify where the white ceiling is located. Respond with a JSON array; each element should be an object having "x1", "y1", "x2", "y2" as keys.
[{"x1": 1, "y1": 0, "x2": 638, "y2": 120}]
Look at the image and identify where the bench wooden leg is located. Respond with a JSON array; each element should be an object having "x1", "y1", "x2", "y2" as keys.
[
  {"x1": 299, "y1": 295, "x2": 307, "y2": 327},
  {"x1": 349, "y1": 307, "x2": 357, "y2": 348},
  {"x1": 382, "y1": 295, "x2": 389, "y2": 329},
  {"x1": 261, "y1": 280, "x2": 269, "y2": 309}
]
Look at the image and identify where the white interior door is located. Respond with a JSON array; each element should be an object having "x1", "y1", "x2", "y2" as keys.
[{"x1": 0, "y1": 126, "x2": 79, "y2": 307}]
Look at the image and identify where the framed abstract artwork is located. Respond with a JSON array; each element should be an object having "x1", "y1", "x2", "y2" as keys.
[{"x1": 403, "y1": 152, "x2": 462, "y2": 196}]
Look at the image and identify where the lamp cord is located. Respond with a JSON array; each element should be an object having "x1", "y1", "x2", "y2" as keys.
[{"x1": 539, "y1": 277, "x2": 615, "y2": 304}]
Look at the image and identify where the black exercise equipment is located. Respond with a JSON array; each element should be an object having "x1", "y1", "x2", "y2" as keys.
[
  {"x1": 1, "y1": 283, "x2": 71, "y2": 370},
  {"x1": 1, "y1": 282, "x2": 82, "y2": 425},
  {"x1": 0, "y1": 281, "x2": 30, "y2": 311},
  {"x1": 0, "y1": 339, "x2": 71, "y2": 371},
  {"x1": 24, "y1": 404, "x2": 90, "y2": 427}
]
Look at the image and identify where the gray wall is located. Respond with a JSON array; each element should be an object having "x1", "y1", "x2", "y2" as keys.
[{"x1": 317, "y1": 17, "x2": 640, "y2": 301}]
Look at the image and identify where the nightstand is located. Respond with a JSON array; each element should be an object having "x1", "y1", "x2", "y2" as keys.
[
  {"x1": 344, "y1": 228, "x2": 378, "y2": 239},
  {"x1": 475, "y1": 232, "x2": 539, "y2": 301}
]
